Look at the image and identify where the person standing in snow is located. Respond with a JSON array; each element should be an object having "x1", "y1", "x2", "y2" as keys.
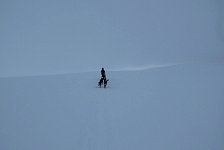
[
  {"x1": 101, "y1": 68, "x2": 106, "y2": 79},
  {"x1": 98, "y1": 68, "x2": 109, "y2": 88}
]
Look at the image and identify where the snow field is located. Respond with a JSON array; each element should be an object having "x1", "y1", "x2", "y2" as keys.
[{"x1": 0, "y1": 63, "x2": 224, "y2": 150}]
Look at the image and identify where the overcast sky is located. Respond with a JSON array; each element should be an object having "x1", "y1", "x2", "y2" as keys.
[{"x1": 1, "y1": 0, "x2": 224, "y2": 77}]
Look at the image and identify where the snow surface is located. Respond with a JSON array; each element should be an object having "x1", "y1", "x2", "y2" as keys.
[
  {"x1": 1, "y1": 62, "x2": 224, "y2": 150},
  {"x1": 1, "y1": 0, "x2": 224, "y2": 149}
]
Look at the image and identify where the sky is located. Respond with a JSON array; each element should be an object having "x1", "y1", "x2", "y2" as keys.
[{"x1": 0, "y1": 0, "x2": 224, "y2": 77}]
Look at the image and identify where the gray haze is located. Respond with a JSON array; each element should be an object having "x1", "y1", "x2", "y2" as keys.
[
  {"x1": 1, "y1": 1, "x2": 224, "y2": 149},
  {"x1": 1, "y1": 0, "x2": 224, "y2": 77}
]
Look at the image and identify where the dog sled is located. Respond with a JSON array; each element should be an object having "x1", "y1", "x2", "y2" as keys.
[{"x1": 98, "y1": 77, "x2": 109, "y2": 88}]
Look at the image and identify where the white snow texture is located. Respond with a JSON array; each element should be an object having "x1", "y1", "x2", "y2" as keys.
[
  {"x1": 1, "y1": 0, "x2": 224, "y2": 149},
  {"x1": 1, "y1": 63, "x2": 224, "y2": 150}
]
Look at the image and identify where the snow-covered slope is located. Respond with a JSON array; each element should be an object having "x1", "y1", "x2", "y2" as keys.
[{"x1": 0, "y1": 63, "x2": 224, "y2": 150}]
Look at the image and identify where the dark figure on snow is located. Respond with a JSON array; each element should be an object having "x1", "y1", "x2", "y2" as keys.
[
  {"x1": 103, "y1": 78, "x2": 109, "y2": 88},
  {"x1": 98, "y1": 77, "x2": 109, "y2": 88},
  {"x1": 98, "y1": 77, "x2": 104, "y2": 88},
  {"x1": 101, "y1": 68, "x2": 106, "y2": 79},
  {"x1": 99, "y1": 68, "x2": 109, "y2": 88}
]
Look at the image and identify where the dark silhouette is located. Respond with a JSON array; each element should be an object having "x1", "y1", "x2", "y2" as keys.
[
  {"x1": 101, "y1": 68, "x2": 106, "y2": 79},
  {"x1": 103, "y1": 78, "x2": 109, "y2": 88},
  {"x1": 98, "y1": 77, "x2": 104, "y2": 88},
  {"x1": 98, "y1": 68, "x2": 109, "y2": 88}
]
